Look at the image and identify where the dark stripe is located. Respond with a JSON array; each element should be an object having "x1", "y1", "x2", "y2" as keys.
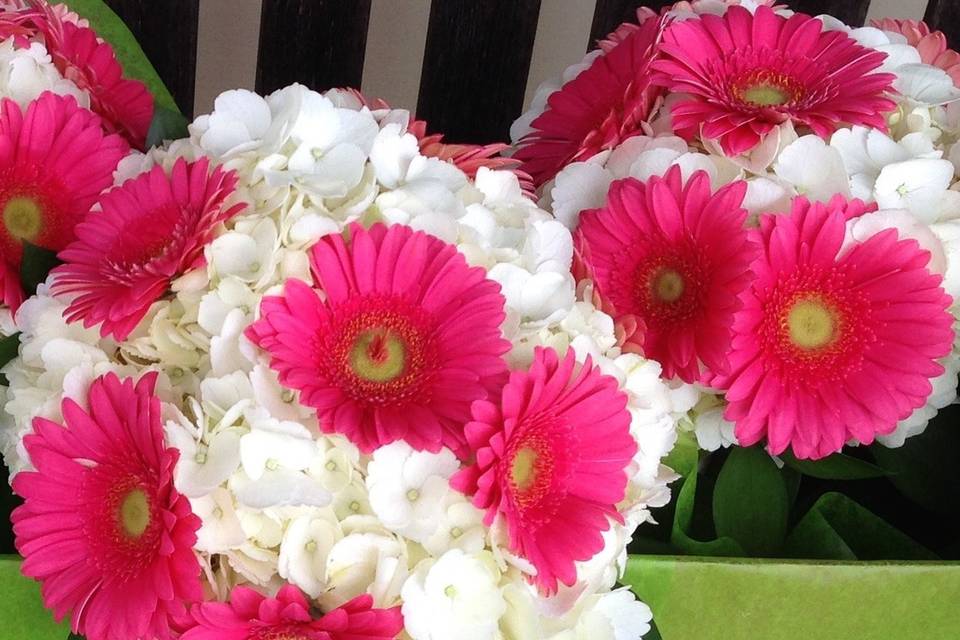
[
  {"x1": 256, "y1": 0, "x2": 373, "y2": 96},
  {"x1": 416, "y1": 0, "x2": 541, "y2": 144},
  {"x1": 104, "y1": 0, "x2": 200, "y2": 118},
  {"x1": 925, "y1": 0, "x2": 960, "y2": 51},
  {"x1": 791, "y1": 0, "x2": 871, "y2": 26},
  {"x1": 589, "y1": 0, "x2": 672, "y2": 49}
]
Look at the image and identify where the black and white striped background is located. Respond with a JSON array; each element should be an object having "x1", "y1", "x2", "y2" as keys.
[{"x1": 104, "y1": 0, "x2": 953, "y2": 145}]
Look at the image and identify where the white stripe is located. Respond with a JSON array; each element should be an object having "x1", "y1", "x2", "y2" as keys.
[
  {"x1": 194, "y1": 0, "x2": 264, "y2": 115},
  {"x1": 361, "y1": 0, "x2": 432, "y2": 112},
  {"x1": 524, "y1": 0, "x2": 598, "y2": 109},
  {"x1": 866, "y1": 0, "x2": 929, "y2": 22}
]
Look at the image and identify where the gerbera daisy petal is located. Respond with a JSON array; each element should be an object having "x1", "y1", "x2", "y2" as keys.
[
  {"x1": 652, "y1": 5, "x2": 897, "y2": 155},
  {"x1": 52, "y1": 158, "x2": 244, "y2": 340},
  {"x1": 715, "y1": 196, "x2": 954, "y2": 459},
  {"x1": 246, "y1": 223, "x2": 510, "y2": 456},
  {"x1": 514, "y1": 14, "x2": 667, "y2": 186},
  {"x1": 452, "y1": 347, "x2": 636, "y2": 595},
  {"x1": 11, "y1": 372, "x2": 201, "y2": 640},
  {"x1": 1, "y1": 92, "x2": 127, "y2": 310},
  {"x1": 575, "y1": 166, "x2": 756, "y2": 382}
]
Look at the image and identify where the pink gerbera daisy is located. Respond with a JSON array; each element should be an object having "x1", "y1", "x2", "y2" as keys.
[
  {"x1": 23, "y1": 4, "x2": 154, "y2": 149},
  {"x1": 245, "y1": 222, "x2": 510, "y2": 456},
  {"x1": 53, "y1": 158, "x2": 244, "y2": 340},
  {"x1": 514, "y1": 14, "x2": 666, "y2": 187},
  {"x1": 574, "y1": 166, "x2": 755, "y2": 382},
  {"x1": 652, "y1": 5, "x2": 897, "y2": 155},
  {"x1": 872, "y1": 18, "x2": 960, "y2": 86},
  {"x1": 715, "y1": 197, "x2": 954, "y2": 459},
  {"x1": 181, "y1": 585, "x2": 403, "y2": 640},
  {"x1": 0, "y1": 91, "x2": 127, "y2": 310},
  {"x1": 451, "y1": 347, "x2": 636, "y2": 594},
  {"x1": 11, "y1": 372, "x2": 202, "y2": 640}
]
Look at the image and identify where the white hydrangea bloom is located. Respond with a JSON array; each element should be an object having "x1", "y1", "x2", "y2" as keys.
[{"x1": 0, "y1": 40, "x2": 87, "y2": 108}]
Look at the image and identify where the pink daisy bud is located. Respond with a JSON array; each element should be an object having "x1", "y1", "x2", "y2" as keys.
[
  {"x1": 575, "y1": 166, "x2": 757, "y2": 382},
  {"x1": 714, "y1": 197, "x2": 955, "y2": 459},
  {"x1": 452, "y1": 347, "x2": 637, "y2": 595},
  {"x1": 652, "y1": 5, "x2": 897, "y2": 155},
  {"x1": 245, "y1": 223, "x2": 510, "y2": 457},
  {"x1": 12, "y1": 372, "x2": 202, "y2": 640},
  {"x1": 53, "y1": 157, "x2": 245, "y2": 340},
  {"x1": 181, "y1": 586, "x2": 403, "y2": 640},
  {"x1": 0, "y1": 91, "x2": 128, "y2": 310}
]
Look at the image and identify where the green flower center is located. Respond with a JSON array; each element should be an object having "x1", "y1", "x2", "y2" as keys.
[
  {"x1": 119, "y1": 488, "x2": 151, "y2": 538},
  {"x1": 349, "y1": 328, "x2": 407, "y2": 383},
  {"x1": 3, "y1": 196, "x2": 43, "y2": 242},
  {"x1": 652, "y1": 267, "x2": 685, "y2": 303},
  {"x1": 742, "y1": 84, "x2": 791, "y2": 107},
  {"x1": 786, "y1": 298, "x2": 836, "y2": 351},
  {"x1": 510, "y1": 447, "x2": 538, "y2": 492}
]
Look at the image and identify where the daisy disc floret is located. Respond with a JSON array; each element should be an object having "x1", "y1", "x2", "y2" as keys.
[
  {"x1": 52, "y1": 157, "x2": 244, "y2": 340},
  {"x1": 0, "y1": 91, "x2": 127, "y2": 309},
  {"x1": 717, "y1": 197, "x2": 954, "y2": 459},
  {"x1": 575, "y1": 166, "x2": 755, "y2": 382},
  {"x1": 246, "y1": 222, "x2": 510, "y2": 457},
  {"x1": 11, "y1": 372, "x2": 202, "y2": 640},
  {"x1": 451, "y1": 347, "x2": 636, "y2": 594},
  {"x1": 652, "y1": 5, "x2": 897, "y2": 155}
]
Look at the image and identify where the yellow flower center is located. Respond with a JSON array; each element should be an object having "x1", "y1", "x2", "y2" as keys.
[
  {"x1": 742, "y1": 84, "x2": 791, "y2": 107},
  {"x1": 652, "y1": 268, "x2": 685, "y2": 303},
  {"x1": 787, "y1": 298, "x2": 836, "y2": 351},
  {"x1": 3, "y1": 196, "x2": 43, "y2": 242},
  {"x1": 349, "y1": 328, "x2": 407, "y2": 383},
  {"x1": 510, "y1": 447, "x2": 538, "y2": 492},
  {"x1": 119, "y1": 488, "x2": 151, "y2": 538}
]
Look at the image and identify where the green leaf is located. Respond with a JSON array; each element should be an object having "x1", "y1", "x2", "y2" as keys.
[
  {"x1": 0, "y1": 556, "x2": 72, "y2": 640},
  {"x1": 623, "y1": 555, "x2": 960, "y2": 640},
  {"x1": 871, "y1": 420, "x2": 960, "y2": 516},
  {"x1": 145, "y1": 105, "x2": 190, "y2": 150},
  {"x1": 61, "y1": 0, "x2": 179, "y2": 114},
  {"x1": 671, "y1": 462, "x2": 744, "y2": 557},
  {"x1": 780, "y1": 450, "x2": 886, "y2": 480},
  {"x1": 662, "y1": 429, "x2": 698, "y2": 477},
  {"x1": 0, "y1": 332, "x2": 20, "y2": 371},
  {"x1": 784, "y1": 492, "x2": 936, "y2": 560},
  {"x1": 19, "y1": 242, "x2": 61, "y2": 297},
  {"x1": 712, "y1": 447, "x2": 789, "y2": 556}
]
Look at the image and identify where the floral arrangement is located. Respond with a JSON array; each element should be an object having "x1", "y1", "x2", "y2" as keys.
[{"x1": 1, "y1": 0, "x2": 959, "y2": 639}]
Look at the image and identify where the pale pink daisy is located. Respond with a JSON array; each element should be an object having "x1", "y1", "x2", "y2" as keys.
[
  {"x1": 715, "y1": 197, "x2": 954, "y2": 459},
  {"x1": 652, "y1": 6, "x2": 897, "y2": 155},
  {"x1": 53, "y1": 158, "x2": 244, "y2": 340},
  {"x1": 12, "y1": 373, "x2": 202, "y2": 640},
  {"x1": 575, "y1": 167, "x2": 755, "y2": 382},
  {"x1": 451, "y1": 347, "x2": 636, "y2": 594},
  {"x1": 872, "y1": 18, "x2": 960, "y2": 86},
  {"x1": 246, "y1": 223, "x2": 510, "y2": 457}
]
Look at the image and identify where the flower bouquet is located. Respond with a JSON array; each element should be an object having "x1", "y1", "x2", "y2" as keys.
[{"x1": 0, "y1": 1, "x2": 958, "y2": 639}]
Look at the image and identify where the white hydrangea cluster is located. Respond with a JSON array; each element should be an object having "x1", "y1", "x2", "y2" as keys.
[
  {"x1": 518, "y1": 6, "x2": 960, "y2": 452},
  {"x1": 1, "y1": 83, "x2": 686, "y2": 639}
]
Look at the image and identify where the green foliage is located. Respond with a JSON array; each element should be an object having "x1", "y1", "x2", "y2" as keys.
[
  {"x1": 19, "y1": 242, "x2": 61, "y2": 298},
  {"x1": 61, "y1": 0, "x2": 179, "y2": 114},
  {"x1": 145, "y1": 105, "x2": 190, "y2": 150},
  {"x1": 670, "y1": 454, "x2": 744, "y2": 556},
  {"x1": 712, "y1": 447, "x2": 789, "y2": 556},
  {"x1": 780, "y1": 450, "x2": 886, "y2": 480},
  {"x1": 871, "y1": 421, "x2": 960, "y2": 516}
]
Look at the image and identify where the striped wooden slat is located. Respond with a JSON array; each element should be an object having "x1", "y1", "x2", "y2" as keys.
[
  {"x1": 416, "y1": 0, "x2": 542, "y2": 144},
  {"x1": 925, "y1": 0, "x2": 960, "y2": 50},
  {"x1": 104, "y1": 0, "x2": 200, "y2": 117},
  {"x1": 589, "y1": 0, "x2": 672, "y2": 48},
  {"x1": 791, "y1": 0, "x2": 871, "y2": 25},
  {"x1": 256, "y1": 0, "x2": 373, "y2": 97}
]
